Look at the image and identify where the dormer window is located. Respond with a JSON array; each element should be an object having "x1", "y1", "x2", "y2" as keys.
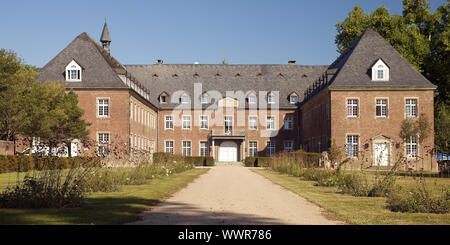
[
  {"x1": 180, "y1": 94, "x2": 190, "y2": 104},
  {"x1": 159, "y1": 92, "x2": 169, "y2": 104},
  {"x1": 289, "y1": 92, "x2": 299, "y2": 104},
  {"x1": 201, "y1": 92, "x2": 209, "y2": 104},
  {"x1": 65, "y1": 60, "x2": 82, "y2": 82},
  {"x1": 160, "y1": 95, "x2": 167, "y2": 103},
  {"x1": 247, "y1": 91, "x2": 257, "y2": 104},
  {"x1": 267, "y1": 92, "x2": 275, "y2": 104},
  {"x1": 371, "y1": 59, "x2": 389, "y2": 81}
]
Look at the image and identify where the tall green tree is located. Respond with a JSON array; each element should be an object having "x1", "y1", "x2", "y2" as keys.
[
  {"x1": 20, "y1": 82, "x2": 90, "y2": 156},
  {"x1": 0, "y1": 48, "x2": 89, "y2": 155},
  {"x1": 0, "y1": 49, "x2": 38, "y2": 152}
]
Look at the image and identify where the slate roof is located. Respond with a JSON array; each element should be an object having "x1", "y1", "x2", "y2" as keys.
[
  {"x1": 124, "y1": 64, "x2": 328, "y2": 109},
  {"x1": 39, "y1": 28, "x2": 436, "y2": 110},
  {"x1": 39, "y1": 32, "x2": 127, "y2": 89},
  {"x1": 327, "y1": 28, "x2": 436, "y2": 89}
]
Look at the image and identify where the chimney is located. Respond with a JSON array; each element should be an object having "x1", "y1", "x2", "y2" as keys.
[
  {"x1": 157, "y1": 59, "x2": 163, "y2": 65},
  {"x1": 288, "y1": 60, "x2": 296, "y2": 64}
]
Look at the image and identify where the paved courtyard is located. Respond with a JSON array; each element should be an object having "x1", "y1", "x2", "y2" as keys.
[{"x1": 128, "y1": 165, "x2": 341, "y2": 225}]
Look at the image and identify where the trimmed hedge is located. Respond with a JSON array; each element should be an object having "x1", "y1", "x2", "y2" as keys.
[
  {"x1": 244, "y1": 157, "x2": 270, "y2": 167},
  {"x1": 0, "y1": 155, "x2": 101, "y2": 174},
  {"x1": 245, "y1": 151, "x2": 320, "y2": 168},
  {"x1": 153, "y1": 152, "x2": 214, "y2": 166},
  {"x1": 285, "y1": 150, "x2": 321, "y2": 168}
]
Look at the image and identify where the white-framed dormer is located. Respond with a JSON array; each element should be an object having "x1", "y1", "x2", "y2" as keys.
[
  {"x1": 159, "y1": 91, "x2": 169, "y2": 104},
  {"x1": 180, "y1": 93, "x2": 190, "y2": 104},
  {"x1": 288, "y1": 91, "x2": 299, "y2": 104},
  {"x1": 200, "y1": 91, "x2": 209, "y2": 104},
  {"x1": 65, "y1": 59, "x2": 82, "y2": 82},
  {"x1": 371, "y1": 58, "x2": 389, "y2": 82},
  {"x1": 247, "y1": 91, "x2": 257, "y2": 105},
  {"x1": 267, "y1": 91, "x2": 276, "y2": 104}
]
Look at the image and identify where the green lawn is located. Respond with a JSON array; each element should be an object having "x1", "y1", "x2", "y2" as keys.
[
  {"x1": 0, "y1": 168, "x2": 209, "y2": 225},
  {"x1": 253, "y1": 169, "x2": 450, "y2": 225}
]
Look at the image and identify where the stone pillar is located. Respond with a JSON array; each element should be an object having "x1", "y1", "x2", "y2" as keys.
[
  {"x1": 242, "y1": 141, "x2": 246, "y2": 161},
  {"x1": 212, "y1": 139, "x2": 215, "y2": 160}
]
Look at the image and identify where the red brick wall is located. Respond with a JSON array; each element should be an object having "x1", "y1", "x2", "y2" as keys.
[
  {"x1": 157, "y1": 108, "x2": 298, "y2": 159},
  {"x1": 300, "y1": 89, "x2": 330, "y2": 152},
  {"x1": 329, "y1": 89, "x2": 436, "y2": 171},
  {"x1": 74, "y1": 89, "x2": 158, "y2": 155}
]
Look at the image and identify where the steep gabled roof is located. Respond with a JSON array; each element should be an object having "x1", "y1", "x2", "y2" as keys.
[
  {"x1": 39, "y1": 32, "x2": 127, "y2": 89},
  {"x1": 327, "y1": 28, "x2": 436, "y2": 89}
]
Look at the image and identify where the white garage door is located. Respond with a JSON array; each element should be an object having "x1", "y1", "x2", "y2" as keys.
[{"x1": 219, "y1": 141, "x2": 238, "y2": 162}]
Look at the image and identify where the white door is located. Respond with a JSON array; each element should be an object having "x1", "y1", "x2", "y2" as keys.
[
  {"x1": 219, "y1": 141, "x2": 238, "y2": 162},
  {"x1": 374, "y1": 143, "x2": 389, "y2": 166}
]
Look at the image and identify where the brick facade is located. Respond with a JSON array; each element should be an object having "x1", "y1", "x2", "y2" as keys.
[
  {"x1": 301, "y1": 88, "x2": 436, "y2": 171},
  {"x1": 158, "y1": 108, "x2": 298, "y2": 160}
]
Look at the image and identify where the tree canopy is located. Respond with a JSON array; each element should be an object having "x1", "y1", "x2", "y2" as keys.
[{"x1": 0, "y1": 49, "x2": 89, "y2": 155}]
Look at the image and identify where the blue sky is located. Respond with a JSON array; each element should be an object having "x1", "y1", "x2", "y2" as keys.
[{"x1": 0, "y1": 0, "x2": 444, "y2": 67}]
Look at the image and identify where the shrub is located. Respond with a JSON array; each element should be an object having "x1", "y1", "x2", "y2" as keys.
[
  {"x1": 336, "y1": 172, "x2": 371, "y2": 197},
  {"x1": 244, "y1": 157, "x2": 270, "y2": 167},
  {"x1": 84, "y1": 154, "x2": 196, "y2": 191},
  {"x1": 0, "y1": 155, "x2": 101, "y2": 174},
  {"x1": 83, "y1": 167, "x2": 122, "y2": 192},
  {"x1": 184, "y1": 156, "x2": 214, "y2": 166},
  {"x1": 0, "y1": 167, "x2": 90, "y2": 208},
  {"x1": 386, "y1": 183, "x2": 450, "y2": 214}
]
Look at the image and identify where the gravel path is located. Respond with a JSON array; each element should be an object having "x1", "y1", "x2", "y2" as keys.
[{"x1": 127, "y1": 165, "x2": 341, "y2": 225}]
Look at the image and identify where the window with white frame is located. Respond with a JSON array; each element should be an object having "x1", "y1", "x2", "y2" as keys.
[
  {"x1": 180, "y1": 94, "x2": 190, "y2": 104},
  {"x1": 248, "y1": 95, "x2": 257, "y2": 104},
  {"x1": 65, "y1": 60, "x2": 82, "y2": 82},
  {"x1": 284, "y1": 115, "x2": 293, "y2": 130},
  {"x1": 371, "y1": 59, "x2": 389, "y2": 81},
  {"x1": 165, "y1": 115, "x2": 173, "y2": 129},
  {"x1": 182, "y1": 141, "x2": 191, "y2": 156},
  {"x1": 405, "y1": 99, "x2": 417, "y2": 118},
  {"x1": 200, "y1": 115, "x2": 208, "y2": 129},
  {"x1": 267, "y1": 93, "x2": 275, "y2": 104},
  {"x1": 346, "y1": 99, "x2": 359, "y2": 117},
  {"x1": 200, "y1": 141, "x2": 209, "y2": 156},
  {"x1": 165, "y1": 141, "x2": 174, "y2": 154},
  {"x1": 406, "y1": 136, "x2": 418, "y2": 158},
  {"x1": 376, "y1": 99, "x2": 388, "y2": 117},
  {"x1": 346, "y1": 135, "x2": 359, "y2": 158},
  {"x1": 97, "y1": 99, "x2": 109, "y2": 117},
  {"x1": 289, "y1": 94, "x2": 298, "y2": 104},
  {"x1": 201, "y1": 94, "x2": 209, "y2": 104},
  {"x1": 284, "y1": 141, "x2": 293, "y2": 151},
  {"x1": 266, "y1": 116, "x2": 275, "y2": 130},
  {"x1": 249, "y1": 141, "x2": 258, "y2": 157},
  {"x1": 266, "y1": 141, "x2": 276, "y2": 156},
  {"x1": 182, "y1": 115, "x2": 191, "y2": 129},
  {"x1": 160, "y1": 94, "x2": 168, "y2": 103},
  {"x1": 97, "y1": 133, "x2": 109, "y2": 156},
  {"x1": 248, "y1": 116, "x2": 257, "y2": 130}
]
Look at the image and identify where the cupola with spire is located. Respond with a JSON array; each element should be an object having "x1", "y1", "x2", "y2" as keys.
[{"x1": 100, "y1": 21, "x2": 111, "y2": 53}]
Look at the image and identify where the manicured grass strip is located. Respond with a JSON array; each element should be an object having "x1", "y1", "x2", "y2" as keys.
[
  {"x1": 0, "y1": 168, "x2": 209, "y2": 225},
  {"x1": 252, "y1": 169, "x2": 450, "y2": 225}
]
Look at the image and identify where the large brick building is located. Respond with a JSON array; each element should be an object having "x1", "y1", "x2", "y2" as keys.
[{"x1": 38, "y1": 24, "x2": 437, "y2": 171}]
